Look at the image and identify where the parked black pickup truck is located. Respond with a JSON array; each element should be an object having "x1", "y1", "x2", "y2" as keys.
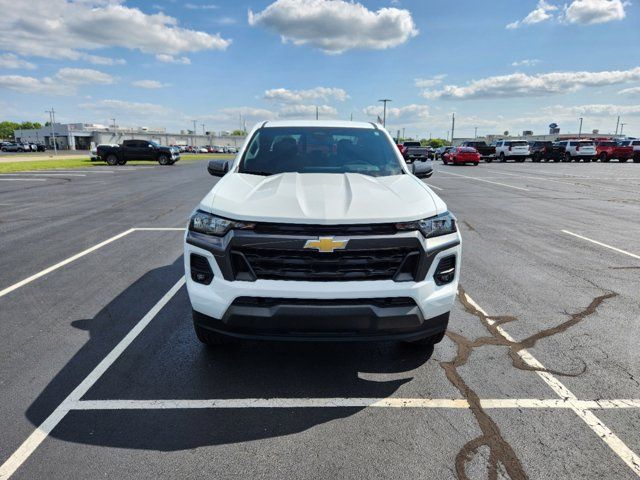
[
  {"x1": 402, "y1": 141, "x2": 430, "y2": 162},
  {"x1": 460, "y1": 141, "x2": 496, "y2": 162},
  {"x1": 96, "y1": 140, "x2": 180, "y2": 166}
]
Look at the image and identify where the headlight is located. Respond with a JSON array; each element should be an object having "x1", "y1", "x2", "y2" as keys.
[
  {"x1": 189, "y1": 210, "x2": 255, "y2": 236},
  {"x1": 397, "y1": 212, "x2": 457, "y2": 238}
]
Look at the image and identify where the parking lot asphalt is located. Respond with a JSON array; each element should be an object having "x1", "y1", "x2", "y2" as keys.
[{"x1": 0, "y1": 160, "x2": 639, "y2": 479}]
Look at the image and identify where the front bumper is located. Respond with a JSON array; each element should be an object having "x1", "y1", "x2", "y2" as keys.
[{"x1": 184, "y1": 229, "x2": 461, "y2": 340}]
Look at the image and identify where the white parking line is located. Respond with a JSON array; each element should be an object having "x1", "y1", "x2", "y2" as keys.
[
  {"x1": 438, "y1": 170, "x2": 530, "y2": 191},
  {"x1": 562, "y1": 230, "x2": 640, "y2": 260},
  {"x1": 425, "y1": 183, "x2": 444, "y2": 191},
  {"x1": 0, "y1": 277, "x2": 186, "y2": 480},
  {"x1": 461, "y1": 292, "x2": 640, "y2": 477},
  {"x1": 68, "y1": 398, "x2": 640, "y2": 411},
  {"x1": 0, "y1": 178, "x2": 47, "y2": 182},
  {"x1": 0, "y1": 228, "x2": 186, "y2": 299},
  {"x1": 0, "y1": 229, "x2": 135, "y2": 299},
  {"x1": 0, "y1": 173, "x2": 86, "y2": 177}
]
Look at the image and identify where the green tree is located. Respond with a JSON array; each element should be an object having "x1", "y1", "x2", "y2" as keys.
[
  {"x1": 231, "y1": 129, "x2": 246, "y2": 136},
  {"x1": 428, "y1": 138, "x2": 450, "y2": 148},
  {"x1": 0, "y1": 121, "x2": 20, "y2": 140},
  {"x1": 19, "y1": 121, "x2": 42, "y2": 130}
]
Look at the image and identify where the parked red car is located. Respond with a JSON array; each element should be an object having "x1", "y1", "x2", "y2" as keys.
[
  {"x1": 443, "y1": 147, "x2": 481, "y2": 166},
  {"x1": 595, "y1": 141, "x2": 634, "y2": 163}
]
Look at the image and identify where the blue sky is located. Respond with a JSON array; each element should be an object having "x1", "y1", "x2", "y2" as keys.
[{"x1": 1, "y1": 0, "x2": 639, "y2": 138}]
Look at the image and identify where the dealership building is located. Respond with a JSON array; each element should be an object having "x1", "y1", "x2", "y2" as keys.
[{"x1": 13, "y1": 123, "x2": 246, "y2": 150}]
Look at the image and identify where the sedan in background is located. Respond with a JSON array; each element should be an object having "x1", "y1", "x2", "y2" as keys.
[{"x1": 443, "y1": 147, "x2": 481, "y2": 166}]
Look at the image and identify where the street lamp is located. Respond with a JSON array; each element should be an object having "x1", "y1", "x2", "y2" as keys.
[
  {"x1": 45, "y1": 108, "x2": 57, "y2": 155},
  {"x1": 474, "y1": 127, "x2": 478, "y2": 138},
  {"x1": 620, "y1": 123, "x2": 626, "y2": 136},
  {"x1": 378, "y1": 99, "x2": 392, "y2": 127}
]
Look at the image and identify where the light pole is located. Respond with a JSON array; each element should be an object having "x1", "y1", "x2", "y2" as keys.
[
  {"x1": 474, "y1": 127, "x2": 478, "y2": 138},
  {"x1": 615, "y1": 116, "x2": 620, "y2": 136},
  {"x1": 578, "y1": 117, "x2": 583, "y2": 139},
  {"x1": 451, "y1": 113, "x2": 456, "y2": 145},
  {"x1": 192, "y1": 120, "x2": 197, "y2": 146},
  {"x1": 378, "y1": 99, "x2": 392, "y2": 128},
  {"x1": 45, "y1": 108, "x2": 57, "y2": 155},
  {"x1": 620, "y1": 123, "x2": 626, "y2": 136}
]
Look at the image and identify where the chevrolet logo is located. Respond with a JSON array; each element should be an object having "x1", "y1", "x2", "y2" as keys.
[{"x1": 303, "y1": 237, "x2": 349, "y2": 253}]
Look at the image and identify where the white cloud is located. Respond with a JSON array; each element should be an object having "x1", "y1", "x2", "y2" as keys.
[
  {"x1": 279, "y1": 104, "x2": 338, "y2": 118},
  {"x1": 421, "y1": 67, "x2": 640, "y2": 100},
  {"x1": 155, "y1": 54, "x2": 192, "y2": 65},
  {"x1": 543, "y1": 103, "x2": 640, "y2": 117},
  {"x1": 619, "y1": 86, "x2": 640, "y2": 96},
  {"x1": 507, "y1": 0, "x2": 557, "y2": 29},
  {"x1": 0, "y1": 67, "x2": 115, "y2": 95},
  {"x1": 0, "y1": 0, "x2": 231, "y2": 61},
  {"x1": 507, "y1": 0, "x2": 627, "y2": 29},
  {"x1": 185, "y1": 3, "x2": 219, "y2": 9},
  {"x1": 81, "y1": 54, "x2": 127, "y2": 66},
  {"x1": 82, "y1": 99, "x2": 171, "y2": 117},
  {"x1": 512, "y1": 59, "x2": 540, "y2": 67},
  {"x1": 563, "y1": 0, "x2": 627, "y2": 25},
  {"x1": 362, "y1": 104, "x2": 430, "y2": 122},
  {"x1": 414, "y1": 75, "x2": 446, "y2": 88},
  {"x1": 0, "y1": 53, "x2": 36, "y2": 69},
  {"x1": 248, "y1": 0, "x2": 418, "y2": 54},
  {"x1": 264, "y1": 87, "x2": 349, "y2": 103},
  {"x1": 132, "y1": 79, "x2": 169, "y2": 89}
]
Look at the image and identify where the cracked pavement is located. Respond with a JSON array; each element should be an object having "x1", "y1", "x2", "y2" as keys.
[{"x1": 0, "y1": 160, "x2": 639, "y2": 479}]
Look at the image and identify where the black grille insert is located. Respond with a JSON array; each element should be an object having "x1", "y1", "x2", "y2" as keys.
[
  {"x1": 190, "y1": 253, "x2": 214, "y2": 285},
  {"x1": 232, "y1": 246, "x2": 419, "y2": 282},
  {"x1": 434, "y1": 255, "x2": 456, "y2": 286},
  {"x1": 233, "y1": 297, "x2": 417, "y2": 308}
]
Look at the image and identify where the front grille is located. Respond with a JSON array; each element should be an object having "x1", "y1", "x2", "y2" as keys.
[{"x1": 232, "y1": 246, "x2": 420, "y2": 282}]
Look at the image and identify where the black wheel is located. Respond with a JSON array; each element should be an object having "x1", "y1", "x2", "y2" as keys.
[
  {"x1": 563, "y1": 153, "x2": 572, "y2": 163},
  {"x1": 499, "y1": 153, "x2": 506, "y2": 162},
  {"x1": 404, "y1": 331, "x2": 446, "y2": 347},
  {"x1": 473, "y1": 162, "x2": 479, "y2": 166},
  {"x1": 117, "y1": 159, "x2": 127, "y2": 165},
  {"x1": 600, "y1": 153, "x2": 609, "y2": 163},
  {"x1": 17, "y1": 148, "x2": 24, "y2": 152},
  {"x1": 634, "y1": 153, "x2": 640, "y2": 163},
  {"x1": 485, "y1": 158, "x2": 493, "y2": 163},
  {"x1": 105, "y1": 154, "x2": 119, "y2": 166},
  {"x1": 192, "y1": 311, "x2": 236, "y2": 347},
  {"x1": 533, "y1": 153, "x2": 541, "y2": 163},
  {"x1": 516, "y1": 158, "x2": 525, "y2": 163},
  {"x1": 1, "y1": 147, "x2": 6, "y2": 152},
  {"x1": 158, "y1": 154, "x2": 170, "y2": 165},
  {"x1": 442, "y1": 159, "x2": 448, "y2": 165},
  {"x1": 619, "y1": 158, "x2": 628, "y2": 163}
]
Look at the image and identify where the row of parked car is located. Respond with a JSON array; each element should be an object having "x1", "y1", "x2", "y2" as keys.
[
  {"x1": 171, "y1": 145, "x2": 238, "y2": 154},
  {"x1": 432, "y1": 139, "x2": 640, "y2": 165},
  {"x1": 1, "y1": 141, "x2": 47, "y2": 152}
]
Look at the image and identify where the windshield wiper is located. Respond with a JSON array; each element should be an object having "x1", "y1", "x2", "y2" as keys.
[{"x1": 240, "y1": 170, "x2": 274, "y2": 176}]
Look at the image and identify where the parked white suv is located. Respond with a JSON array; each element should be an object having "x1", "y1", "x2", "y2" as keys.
[
  {"x1": 184, "y1": 120, "x2": 461, "y2": 348},
  {"x1": 495, "y1": 140, "x2": 530, "y2": 162},
  {"x1": 558, "y1": 140, "x2": 597, "y2": 162},
  {"x1": 619, "y1": 140, "x2": 640, "y2": 162}
]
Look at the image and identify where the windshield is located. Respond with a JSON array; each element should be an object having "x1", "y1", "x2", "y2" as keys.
[{"x1": 238, "y1": 127, "x2": 404, "y2": 177}]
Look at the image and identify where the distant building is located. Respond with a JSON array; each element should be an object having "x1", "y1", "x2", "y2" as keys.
[
  {"x1": 14, "y1": 123, "x2": 247, "y2": 150},
  {"x1": 453, "y1": 132, "x2": 628, "y2": 146}
]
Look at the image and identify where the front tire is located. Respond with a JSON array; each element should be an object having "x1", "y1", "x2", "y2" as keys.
[
  {"x1": 485, "y1": 158, "x2": 493, "y2": 163},
  {"x1": 499, "y1": 153, "x2": 506, "y2": 162},
  {"x1": 193, "y1": 311, "x2": 236, "y2": 347},
  {"x1": 117, "y1": 159, "x2": 127, "y2": 165},
  {"x1": 473, "y1": 162, "x2": 479, "y2": 166},
  {"x1": 158, "y1": 154, "x2": 170, "y2": 165},
  {"x1": 600, "y1": 153, "x2": 610, "y2": 163},
  {"x1": 634, "y1": 153, "x2": 640, "y2": 163},
  {"x1": 105, "y1": 154, "x2": 119, "y2": 166},
  {"x1": 563, "y1": 153, "x2": 572, "y2": 163}
]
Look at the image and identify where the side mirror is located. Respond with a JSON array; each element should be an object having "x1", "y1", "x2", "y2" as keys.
[
  {"x1": 207, "y1": 159, "x2": 229, "y2": 177},
  {"x1": 411, "y1": 161, "x2": 433, "y2": 179}
]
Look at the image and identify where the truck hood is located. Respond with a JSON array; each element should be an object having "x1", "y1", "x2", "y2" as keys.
[{"x1": 199, "y1": 172, "x2": 446, "y2": 224}]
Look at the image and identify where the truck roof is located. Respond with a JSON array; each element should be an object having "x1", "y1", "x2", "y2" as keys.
[{"x1": 262, "y1": 120, "x2": 376, "y2": 129}]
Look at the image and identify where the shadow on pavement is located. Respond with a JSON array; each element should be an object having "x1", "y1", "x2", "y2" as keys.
[{"x1": 25, "y1": 257, "x2": 435, "y2": 451}]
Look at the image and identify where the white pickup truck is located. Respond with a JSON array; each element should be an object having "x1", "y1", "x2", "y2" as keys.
[{"x1": 184, "y1": 120, "x2": 461, "y2": 349}]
